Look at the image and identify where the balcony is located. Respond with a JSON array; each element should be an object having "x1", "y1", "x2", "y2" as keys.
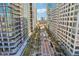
[{"x1": 10, "y1": 43, "x2": 21, "y2": 54}]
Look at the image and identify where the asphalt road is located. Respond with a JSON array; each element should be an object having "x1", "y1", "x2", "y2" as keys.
[{"x1": 40, "y1": 29, "x2": 54, "y2": 56}]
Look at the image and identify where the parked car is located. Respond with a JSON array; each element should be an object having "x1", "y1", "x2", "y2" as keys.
[
  {"x1": 36, "y1": 53, "x2": 41, "y2": 56},
  {"x1": 50, "y1": 42, "x2": 53, "y2": 48}
]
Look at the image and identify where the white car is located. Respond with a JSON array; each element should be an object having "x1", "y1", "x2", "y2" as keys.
[{"x1": 43, "y1": 34, "x2": 46, "y2": 36}]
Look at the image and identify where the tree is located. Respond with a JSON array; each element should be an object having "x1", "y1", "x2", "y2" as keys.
[{"x1": 23, "y1": 47, "x2": 30, "y2": 56}]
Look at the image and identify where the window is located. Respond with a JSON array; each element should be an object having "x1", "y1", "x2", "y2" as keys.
[
  {"x1": 3, "y1": 39, "x2": 7, "y2": 41},
  {"x1": 66, "y1": 10, "x2": 67, "y2": 12},
  {"x1": 68, "y1": 42, "x2": 70, "y2": 45},
  {"x1": 70, "y1": 18, "x2": 73, "y2": 21},
  {"x1": 75, "y1": 5, "x2": 79, "y2": 9},
  {"x1": 5, "y1": 48, "x2": 9, "y2": 51},
  {"x1": 0, "y1": 13, "x2": 4, "y2": 17},
  {"x1": 72, "y1": 34, "x2": 75, "y2": 39},
  {"x1": 2, "y1": 33, "x2": 7, "y2": 37},
  {"x1": 68, "y1": 13, "x2": 70, "y2": 16},
  {"x1": 71, "y1": 12, "x2": 73, "y2": 16},
  {"x1": 67, "y1": 27, "x2": 68, "y2": 31},
  {"x1": 68, "y1": 8, "x2": 70, "y2": 12},
  {"x1": 5, "y1": 7, "x2": 11, "y2": 12},
  {"x1": 8, "y1": 28, "x2": 12, "y2": 32},
  {"x1": 9, "y1": 33, "x2": 13, "y2": 36},
  {"x1": 70, "y1": 49, "x2": 73, "y2": 53},
  {"x1": 0, "y1": 17, "x2": 5, "y2": 22},
  {"x1": 69, "y1": 33, "x2": 71, "y2": 36},
  {"x1": 69, "y1": 4, "x2": 71, "y2": 6},
  {"x1": 10, "y1": 43, "x2": 15, "y2": 46},
  {"x1": 67, "y1": 18, "x2": 69, "y2": 20},
  {"x1": 74, "y1": 11, "x2": 78, "y2": 15},
  {"x1": 74, "y1": 17, "x2": 77, "y2": 21},
  {"x1": 72, "y1": 29, "x2": 76, "y2": 34},
  {"x1": 68, "y1": 37, "x2": 70, "y2": 40},
  {"x1": 70, "y1": 23, "x2": 72, "y2": 26},
  {"x1": 0, "y1": 48, "x2": 3, "y2": 52},
  {"x1": 71, "y1": 39, "x2": 74, "y2": 43},
  {"x1": 0, "y1": 39, "x2": 2, "y2": 41},
  {"x1": 5, "y1": 3, "x2": 10, "y2": 6},
  {"x1": 67, "y1": 22, "x2": 68, "y2": 26},
  {"x1": 75, "y1": 51, "x2": 79, "y2": 54},
  {"x1": 4, "y1": 43, "x2": 8, "y2": 46},
  {"x1": 6, "y1": 13, "x2": 12, "y2": 17},
  {"x1": 2, "y1": 28, "x2": 6, "y2": 32},
  {"x1": 72, "y1": 3, "x2": 74, "y2": 5},
  {"x1": 73, "y1": 22, "x2": 76, "y2": 27},
  {"x1": 66, "y1": 32, "x2": 68, "y2": 35},
  {"x1": 71, "y1": 44, "x2": 74, "y2": 48},
  {"x1": 78, "y1": 30, "x2": 79, "y2": 34},
  {"x1": 69, "y1": 28, "x2": 71, "y2": 32},
  {"x1": 0, "y1": 3, "x2": 4, "y2": 6},
  {"x1": 0, "y1": 43, "x2": 2, "y2": 46},
  {"x1": 75, "y1": 46, "x2": 79, "y2": 49},
  {"x1": 2, "y1": 22, "x2": 5, "y2": 26},
  {"x1": 0, "y1": 7, "x2": 4, "y2": 12},
  {"x1": 2, "y1": 17, "x2": 5, "y2": 22},
  {"x1": 71, "y1": 7, "x2": 74, "y2": 11},
  {"x1": 0, "y1": 34, "x2": 1, "y2": 37}
]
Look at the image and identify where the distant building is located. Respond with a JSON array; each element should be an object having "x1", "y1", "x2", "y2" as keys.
[{"x1": 41, "y1": 17, "x2": 44, "y2": 21}]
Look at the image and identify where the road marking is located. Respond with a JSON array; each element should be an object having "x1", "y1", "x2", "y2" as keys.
[{"x1": 40, "y1": 29, "x2": 55, "y2": 56}]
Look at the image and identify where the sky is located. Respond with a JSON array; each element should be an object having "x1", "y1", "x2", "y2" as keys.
[
  {"x1": 37, "y1": 3, "x2": 46, "y2": 20},
  {"x1": 36, "y1": 3, "x2": 57, "y2": 20}
]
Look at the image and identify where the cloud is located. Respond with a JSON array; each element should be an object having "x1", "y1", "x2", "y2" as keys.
[
  {"x1": 37, "y1": 16, "x2": 41, "y2": 20},
  {"x1": 37, "y1": 9, "x2": 46, "y2": 14},
  {"x1": 37, "y1": 9, "x2": 47, "y2": 20}
]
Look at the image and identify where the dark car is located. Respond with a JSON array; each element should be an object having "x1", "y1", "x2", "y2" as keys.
[
  {"x1": 36, "y1": 53, "x2": 41, "y2": 56},
  {"x1": 50, "y1": 42, "x2": 53, "y2": 47}
]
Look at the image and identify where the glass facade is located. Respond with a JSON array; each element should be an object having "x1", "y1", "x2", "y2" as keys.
[
  {"x1": 0, "y1": 3, "x2": 28, "y2": 56},
  {"x1": 47, "y1": 3, "x2": 57, "y2": 9}
]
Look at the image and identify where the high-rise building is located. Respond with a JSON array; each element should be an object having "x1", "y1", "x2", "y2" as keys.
[
  {"x1": 47, "y1": 3, "x2": 79, "y2": 56},
  {"x1": 0, "y1": 3, "x2": 29, "y2": 56},
  {"x1": 47, "y1": 3, "x2": 57, "y2": 29},
  {"x1": 32, "y1": 4, "x2": 37, "y2": 31},
  {"x1": 28, "y1": 3, "x2": 37, "y2": 36}
]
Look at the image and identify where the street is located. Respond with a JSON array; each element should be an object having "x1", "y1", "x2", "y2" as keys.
[{"x1": 40, "y1": 27, "x2": 55, "y2": 56}]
